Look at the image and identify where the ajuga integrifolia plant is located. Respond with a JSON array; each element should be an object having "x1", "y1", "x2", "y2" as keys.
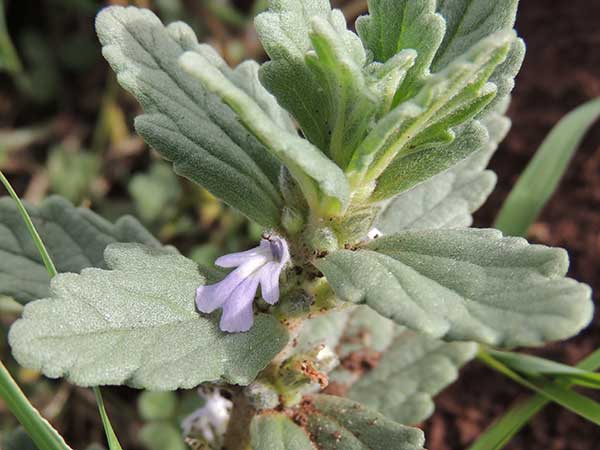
[{"x1": 2, "y1": 0, "x2": 595, "y2": 449}]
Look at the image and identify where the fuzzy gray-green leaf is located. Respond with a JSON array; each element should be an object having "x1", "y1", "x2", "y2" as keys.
[
  {"x1": 304, "y1": 395, "x2": 425, "y2": 450},
  {"x1": 315, "y1": 229, "x2": 593, "y2": 347},
  {"x1": 375, "y1": 114, "x2": 510, "y2": 232},
  {"x1": 348, "y1": 331, "x2": 477, "y2": 425},
  {"x1": 433, "y1": 0, "x2": 520, "y2": 71},
  {"x1": 96, "y1": 6, "x2": 283, "y2": 227},
  {"x1": 347, "y1": 31, "x2": 513, "y2": 198},
  {"x1": 0, "y1": 195, "x2": 160, "y2": 304},
  {"x1": 9, "y1": 244, "x2": 288, "y2": 390},
  {"x1": 356, "y1": 0, "x2": 445, "y2": 104},
  {"x1": 251, "y1": 414, "x2": 315, "y2": 450},
  {"x1": 179, "y1": 49, "x2": 350, "y2": 216},
  {"x1": 256, "y1": 0, "x2": 371, "y2": 158},
  {"x1": 306, "y1": 15, "x2": 378, "y2": 167}
]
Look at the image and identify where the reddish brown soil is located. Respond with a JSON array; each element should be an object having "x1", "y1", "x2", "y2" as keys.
[{"x1": 424, "y1": 1, "x2": 600, "y2": 449}]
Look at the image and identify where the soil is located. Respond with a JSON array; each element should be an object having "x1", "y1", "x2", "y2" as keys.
[{"x1": 423, "y1": 1, "x2": 600, "y2": 449}]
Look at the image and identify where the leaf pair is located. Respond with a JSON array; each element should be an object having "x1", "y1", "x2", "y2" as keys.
[{"x1": 96, "y1": 6, "x2": 350, "y2": 223}]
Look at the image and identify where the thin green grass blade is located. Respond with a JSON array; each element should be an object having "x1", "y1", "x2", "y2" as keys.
[
  {"x1": 470, "y1": 349, "x2": 600, "y2": 450},
  {"x1": 0, "y1": 0, "x2": 23, "y2": 74},
  {"x1": 0, "y1": 361, "x2": 72, "y2": 450},
  {"x1": 0, "y1": 171, "x2": 57, "y2": 277},
  {"x1": 495, "y1": 98, "x2": 600, "y2": 236},
  {"x1": 478, "y1": 350, "x2": 600, "y2": 426},
  {"x1": 1, "y1": 172, "x2": 123, "y2": 450},
  {"x1": 489, "y1": 349, "x2": 600, "y2": 389},
  {"x1": 94, "y1": 388, "x2": 124, "y2": 450}
]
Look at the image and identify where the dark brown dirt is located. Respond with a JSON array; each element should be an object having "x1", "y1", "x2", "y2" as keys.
[{"x1": 424, "y1": 1, "x2": 600, "y2": 449}]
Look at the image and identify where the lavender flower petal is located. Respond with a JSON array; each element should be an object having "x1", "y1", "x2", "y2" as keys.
[
  {"x1": 196, "y1": 256, "x2": 266, "y2": 313},
  {"x1": 258, "y1": 261, "x2": 282, "y2": 305},
  {"x1": 196, "y1": 235, "x2": 290, "y2": 333},
  {"x1": 219, "y1": 275, "x2": 260, "y2": 332},
  {"x1": 215, "y1": 246, "x2": 270, "y2": 268}
]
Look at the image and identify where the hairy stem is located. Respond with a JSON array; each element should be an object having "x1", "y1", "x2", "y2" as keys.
[{"x1": 223, "y1": 389, "x2": 255, "y2": 450}]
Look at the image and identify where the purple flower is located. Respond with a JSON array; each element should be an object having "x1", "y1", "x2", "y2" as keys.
[{"x1": 196, "y1": 236, "x2": 290, "y2": 332}]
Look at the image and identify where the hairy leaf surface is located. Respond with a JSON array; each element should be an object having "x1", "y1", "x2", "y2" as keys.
[
  {"x1": 375, "y1": 114, "x2": 510, "y2": 232},
  {"x1": 179, "y1": 49, "x2": 350, "y2": 216},
  {"x1": 347, "y1": 31, "x2": 513, "y2": 198},
  {"x1": 251, "y1": 414, "x2": 315, "y2": 450},
  {"x1": 304, "y1": 395, "x2": 425, "y2": 450},
  {"x1": 357, "y1": 0, "x2": 445, "y2": 103},
  {"x1": 9, "y1": 244, "x2": 288, "y2": 389},
  {"x1": 433, "y1": 0, "x2": 520, "y2": 71},
  {"x1": 96, "y1": 6, "x2": 283, "y2": 227},
  {"x1": 0, "y1": 196, "x2": 159, "y2": 304},
  {"x1": 256, "y1": 0, "x2": 371, "y2": 157},
  {"x1": 315, "y1": 229, "x2": 593, "y2": 347},
  {"x1": 306, "y1": 15, "x2": 378, "y2": 167},
  {"x1": 348, "y1": 331, "x2": 477, "y2": 425}
]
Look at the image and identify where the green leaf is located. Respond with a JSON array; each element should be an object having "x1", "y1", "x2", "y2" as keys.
[
  {"x1": 315, "y1": 228, "x2": 593, "y2": 347},
  {"x1": 9, "y1": 243, "x2": 288, "y2": 389},
  {"x1": 434, "y1": 0, "x2": 525, "y2": 143},
  {"x1": 347, "y1": 31, "x2": 513, "y2": 197},
  {"x1": 138, "y1": 391, "x2": 178, "y2": 421},
  {"x1": 487, "y1": 349, "x2": 600, "y2": 389},
  {"x1": 305, "y1": 15, "x2": 378, "y2": 167},
  {"x1": 129, "y1": 161, "x2": 182, "y2": 224},
  {"x1": 328, "y1": 306, "x2": 397, "y2": 389},
  {"x1": 303, "y1": 395, "x2": 425, "y2": 450},
  {"x1": 139, "y1": 423, "x2": 186, "y2": 450},
  {"x1": 356, "y1": 0, "x2": 445, "y2": 104},
  {"x1": 336, "y1": 306, "x2": 396, "y2": 359},
  {"x1": 375, "y1": 121, "x2": 495, "y2": 231},
  {"x1": 255, "y1": 0, "x2": 365, "y2": 154},
  {"x1": 433, "y1": 0, "x2": 519, "y2": 71},
  {"x1": 0, "y1": 195, "x2": 160, "y2": 304},
  {"x1": 230, "y1": 60, "x2": 296, "y2": 134},
  {"x1": 347, "y1": 331, "x2": 477, "y2": 425},
  {"x1": 95, "y1": 6, "x2": 283, "y2": 227},
  {"x1": 179, "y1": 49, "x2": 350, "y2": 217},
  {"x1": 364, "y1": 49, "x2": 417, "y2": 117},
  {"x1": 375, "y1": 111, "x2": 510, "y2": 233},
  {"x1": 47, "y1": 147, "x2": 101, "y2": 204},
  {"x1": 294, "y1": 308, "x2": 351, "y2": 354},
  {"x1": 250, "y1": 413, "x2": 316, "y2": 450},
  {"x1": 495, "y1": 98, "x2": 600, "y2": 237}
]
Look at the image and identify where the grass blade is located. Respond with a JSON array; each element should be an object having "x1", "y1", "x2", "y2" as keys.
[
  {"x1": 489, "y1": 349, "x2": 600, "y2": 389},
  {"x1": 1, "y1": 172, "x2": 123, "y2": 450},
  {"x1": 495, "y1": 98, "x2": 600, "y2": 236},
  {"x1": 0, "y1": 361, "x2": 72, "y2": 450},
  {"x1": 470, "y1": 348, "x2": 600, "y2": 450},
  {"x1": 94, "y1": 388, "x2": 124, "y2": 450},
  {"x1": 0, "y1": 171, "x2": 57, "y2": 277}
]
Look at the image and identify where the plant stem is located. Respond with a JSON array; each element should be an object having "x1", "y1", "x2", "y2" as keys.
[{"x1": 223, "y1": 389, "x2": 254, "y2": 450}]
